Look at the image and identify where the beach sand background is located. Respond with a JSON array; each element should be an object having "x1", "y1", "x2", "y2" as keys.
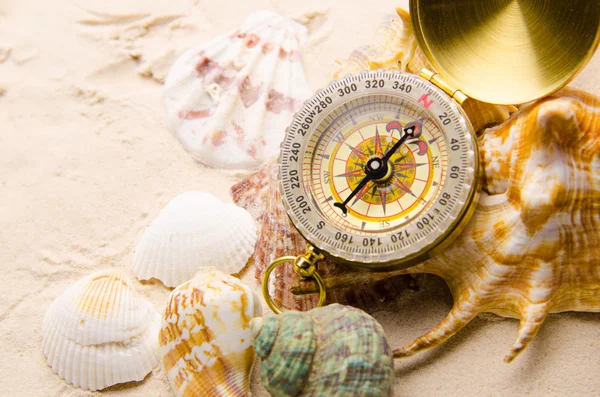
[{"x1": 1, "y1": 0, "x2": 600, "y2": 395}]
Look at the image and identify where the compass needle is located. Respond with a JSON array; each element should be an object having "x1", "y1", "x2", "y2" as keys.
[{"x1": 351, "y1": 182, "x2": 372, "y2": 206}]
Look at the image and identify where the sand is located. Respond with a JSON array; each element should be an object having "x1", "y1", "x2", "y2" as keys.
[{"x1": 1, "y1": 0, "x2": 600, "y2": 396}]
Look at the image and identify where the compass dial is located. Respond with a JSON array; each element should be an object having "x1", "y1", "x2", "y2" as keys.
[{"x1": 279, "y1": 71, "x2": 479, "y2": 270}]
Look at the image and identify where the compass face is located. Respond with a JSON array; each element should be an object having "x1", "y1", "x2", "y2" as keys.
[{"x1": 279, "y1": 70, "x2": 478, "y2": 270}]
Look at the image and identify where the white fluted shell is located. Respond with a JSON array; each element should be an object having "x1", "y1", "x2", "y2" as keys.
[
  {"x1": 164, "y1": 10, "x2": 312, "y2": 170},
  {"x1": 41, "y1": 269, "x2": 160, "y2": 391},
  {"x1": 131, "y1": 191, "x2": 257, "y2": 287},
  {"x1": 159, "y1": 268, "x2": 262, "y2": 397}
]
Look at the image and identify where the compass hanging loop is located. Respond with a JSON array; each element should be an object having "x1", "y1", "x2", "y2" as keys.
[{"x1": 261, "y1": 245, "x2": 326, "y2": 314}]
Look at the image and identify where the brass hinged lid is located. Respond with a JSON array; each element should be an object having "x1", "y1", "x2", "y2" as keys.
[{"x1": 409, "y1": 0, "x2": 600, "y2": 105}]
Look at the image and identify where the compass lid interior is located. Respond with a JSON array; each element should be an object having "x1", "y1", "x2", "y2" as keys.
[{"x1": 409, "y1": 0, "x2": 600, "y2": 105}]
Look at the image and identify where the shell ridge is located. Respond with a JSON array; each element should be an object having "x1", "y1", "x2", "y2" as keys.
[
  {"x1": 131, "y1": 192, "x2": 257, "y2": 286},
  {"x1": 159, "y1": 269, "x2": 259, "y2": 396},
  {"x1": 42, "y1": 270, "x2": 160, "y2": 391},
  {"x1": 393, "y1": 301, "x2": 478, "y2": 358},
  {"x1": 256, "y1": 312, "x2": 316, "y2": 396},
  {"x1": 308, "y1": 305, "x2": 393, "y2": 395},
  {"x1": 164, "y1": 10, "x2": 310, "y2": 169}
]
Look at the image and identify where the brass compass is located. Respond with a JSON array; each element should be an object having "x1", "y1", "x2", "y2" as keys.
[{"x1": 262, "y1": 0, "x2": 600, "y2": 313}]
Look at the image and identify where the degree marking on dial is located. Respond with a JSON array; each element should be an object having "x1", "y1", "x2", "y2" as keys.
[{"x1": 418, "y1": 94, "x2": 434, "y2": 109}]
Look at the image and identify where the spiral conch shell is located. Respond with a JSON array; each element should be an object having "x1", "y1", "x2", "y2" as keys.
[
  {"x1": 41, "y1": 269, "x2": 160, "y2": 391},
  {"x1": 252, "y1": 304, "x2": 394, "y2": 396},
  {"x1": 333, "y1": 8, "x2": 516, "y2": 133},
  {"x1": 164, "y1": 10, "x2": 312, "y2": 170},
  {"x1": 294, "y1": 88, "x2": 600, "y2": 363},
  {"x1": 159, "y1": 268, "x2": 262, "y2": 397},
  {"x1": 392, "y1": 88, "x2": 600, "y2": 363}
]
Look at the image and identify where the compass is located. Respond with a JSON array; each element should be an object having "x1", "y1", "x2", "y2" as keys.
[
  {"x1": 280, "y1": 71, "x2": 477, "y2": 270},
  {"x1": 261, "y1": 0, "x2": 600, "y2": 313}
]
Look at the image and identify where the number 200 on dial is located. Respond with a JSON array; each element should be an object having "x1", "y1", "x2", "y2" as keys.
[{"x1": 279, "y1": 70, "x2": 479, "y2": 270}]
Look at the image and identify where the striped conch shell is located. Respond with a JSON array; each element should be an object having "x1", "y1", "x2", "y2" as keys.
[
  {"x1": 394, "y1": 88, "x2": 600, "y2": 362},
  {"x1": 159, "y1": 268, "x2": 262, "y2": 397},
  {"x1": 294, "y1": 88, "x2": 600, "y2": 363},
  {"x1": 41, "y1": 269, "x2": 160, "y2": 391},
  {"x1": 252, "y1": 304, "x2": 394, "y2": 396},
  {"x1": 332, "y1": 7, "x2": 517, "y2": 133}
]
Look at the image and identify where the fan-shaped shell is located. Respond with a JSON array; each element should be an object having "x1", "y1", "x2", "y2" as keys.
[
  {"x1": 159, "y1": 268, "x2": 262, "y2": 397},
  {"x1": 131, "y1": 191, "x2": 257, "y2": 287},
  {"x1": 252, "y1": 304, "x2": 394, "y2": 396},
  {"x1": 164, "y1": 10, "x2": 312, "y2": 170},
  {"x1": 41, "y1": 269, "x2": 160, "y2": 391}
]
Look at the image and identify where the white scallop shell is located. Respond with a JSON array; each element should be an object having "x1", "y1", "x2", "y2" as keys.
[
  {"x1": 41, "y1": 269, "x2": 160, "y2": 391},
  {"x1": 131, "y1": 191, "x2": 257, "y2": 287},
  {"x1": 164, "y1": 10, "x2": 312, "y2": 170},
  {"x1": 159, "y1": 268, "x2": 262, "y2": 397}
]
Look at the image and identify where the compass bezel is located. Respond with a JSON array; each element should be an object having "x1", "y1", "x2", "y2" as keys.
[{"x1": 279, "y1": 70, "x2": 480, "y2": 271}]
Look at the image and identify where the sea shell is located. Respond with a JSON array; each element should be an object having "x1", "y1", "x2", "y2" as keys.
[
  {"x1": 295, "y1": 87, "x2": 600, "y2": 362},
  {"x1": 231, "y1": 158, "x2": 426, "y2": 312},
  {"x1": 131, "y1": 191, "x2": 257, "y2": 287},
  {"x1": 394, "y1": 87, "x2": 600, "y2": 363},
  {"x1": 164, "y1": 10, "x2": 312, "y2": 170},
  {"x1": 159, "y1": 268, "x2": 261, "y2": 397},
  {"x1": 41, "y1": 269, "x2": 160, "y2": 391},
  {"x1": 333, "y1": 8, "x2": 517, "y2": 133},
  {"x1": 252, "y1": 304, "x2": 394, "y2": 396},
  {"x1": 332, "y1": 9, "x2": 427, "y2": 79}
]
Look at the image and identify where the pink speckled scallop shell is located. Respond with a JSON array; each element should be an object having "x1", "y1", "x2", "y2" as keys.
[{"x1": 164, "y1": 10, "x2": 312, "y2": 170}]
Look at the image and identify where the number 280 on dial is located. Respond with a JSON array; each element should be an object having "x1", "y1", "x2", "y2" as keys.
[{"x1": 279, "y1": 70, "x2": 479, "y2": 271}]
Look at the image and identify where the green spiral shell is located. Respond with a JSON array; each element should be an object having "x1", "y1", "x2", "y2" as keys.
[{"x1": 253, "y1": 304, "x2": 394, "y2": 396}]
